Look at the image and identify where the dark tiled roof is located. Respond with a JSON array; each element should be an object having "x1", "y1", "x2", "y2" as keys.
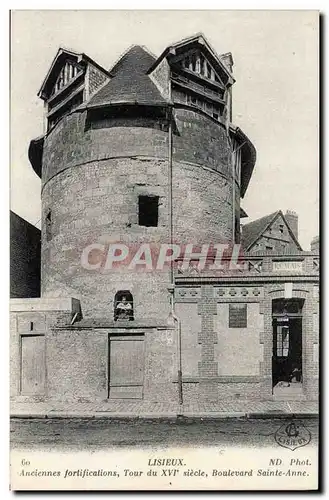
[
  {"x1": 88, "y1": 45, "x2": 168, "y2": 108},
  {"x1": 241, "y1": 211, "x2": 279, "y2": 250}
]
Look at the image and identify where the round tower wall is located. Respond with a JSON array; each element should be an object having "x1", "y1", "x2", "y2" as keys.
[{"x1": 41, "y1": 108, "x2": 237, "y2": 318}]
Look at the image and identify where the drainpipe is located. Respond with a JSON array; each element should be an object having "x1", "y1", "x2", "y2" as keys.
[
  {"x1": 169, "y1": 298, "x2": 183, "y2": 406},
  {"x1": 230, "y1": 135, "x2": 246, "y2": 245},
  {"x1": 232, "y1": 146, "x2": 236, "y2": 244},
  {"x1": 167, "y1": 89, "x2": 183, "y2": 405}
]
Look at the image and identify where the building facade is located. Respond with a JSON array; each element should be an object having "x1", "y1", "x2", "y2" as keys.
[
  {"x1": 10, "y1": 35, "x2": 319, "y2": 406},
  {"x1": 10, "y1": 211, "x2": 41, "y2": 299}
]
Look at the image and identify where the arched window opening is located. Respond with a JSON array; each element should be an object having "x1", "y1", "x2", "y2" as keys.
[{"x1": 114, "y1": 290, "x2": 134, "y2": 321}]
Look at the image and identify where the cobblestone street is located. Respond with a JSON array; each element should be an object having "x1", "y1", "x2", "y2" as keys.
[{"x1": 10, "y1": 416, "x2": 319, "y2": 452}]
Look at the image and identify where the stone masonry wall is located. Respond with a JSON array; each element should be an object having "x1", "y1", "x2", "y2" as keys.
[{"x1": 41, "y1": 108, "x2": 234, "y2": 318}]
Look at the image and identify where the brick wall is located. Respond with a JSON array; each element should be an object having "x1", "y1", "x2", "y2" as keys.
[
  {"x1": 10, "y1": 212, "x2": 41, "y2": 298},
  {"x1": 175, "y1": 279, "x2": 318, "y2": 403},
  {"x1": 215, "y1": 302, "x2": 262, "y2": 376},
  {"x1": 175, "y1": 285, "x2": 264, "y2": 403}
]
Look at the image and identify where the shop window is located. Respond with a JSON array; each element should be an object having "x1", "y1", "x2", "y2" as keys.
[
  {"x1": 114, "y1": 290, "x2": 134, "y2": 321},
  {"x1": 138, "y1": 195, "x2": 159, "y2": 227},
  {"x1": 229, "y1": 304, "x2": 247, "y2": 328}
]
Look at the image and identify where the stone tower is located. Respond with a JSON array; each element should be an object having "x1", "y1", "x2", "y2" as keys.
[{"x1": 29, "y1": 35, "x2": 256, "y2": 321}]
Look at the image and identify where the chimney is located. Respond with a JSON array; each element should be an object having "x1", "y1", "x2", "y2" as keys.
[
  {"x1": 285, "y1": 210, "x2": 299, "y2": 242},
  {"x1": 311, "y1": 235, "x2": 319, "y2": 253}
]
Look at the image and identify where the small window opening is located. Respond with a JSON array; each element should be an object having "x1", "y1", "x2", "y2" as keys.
[
  {"x1": 266, "y1": 245, "x2": 273, "y2": 251},
  {"x1": 279, "y1": 224, "x2": 284, "y2": 234},
  {"x1": 30, "y1": 322, "x2": 34, "y2": 331},
  {"x1": 46, "y1": 210, "x2": 52, "y2": 241},
  {"x1": 213, "y1": 112, "x2": 219, "y2": 120},
  {"x1": 114, "y1": 290, "x2": 134, "y2": 321},
  {"x1": 229, "y1": 304, "x2": 247, "y2": 328},
  {"x1": 138, "y1": 196, "x2": 159, "y2": 227}
]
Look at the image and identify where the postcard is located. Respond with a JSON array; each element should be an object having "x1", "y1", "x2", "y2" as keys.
[{"x1": 10, "y1": 9, "x2": 319, "y2": 491}]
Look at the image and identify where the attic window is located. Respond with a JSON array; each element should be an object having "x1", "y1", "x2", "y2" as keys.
[
  {"x1": 138, "y1": 196, "x2": 159, "y2": 227},
  {"x1": 54, "y1": 62, "x2": 79, "y2": 95},
  {"x1": 279, "y1": 224, "x2": 284, "y2": 234}
]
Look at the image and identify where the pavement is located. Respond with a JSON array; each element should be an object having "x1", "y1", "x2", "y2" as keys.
[{"x1": 10, "y1": 399, "x2": 318, "y2": 419}]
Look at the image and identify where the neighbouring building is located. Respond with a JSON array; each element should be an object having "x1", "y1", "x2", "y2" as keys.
[
  {"x1": 10, "y1": 34, "x2": 319, "y2": 406},
  {"x1": 10, "y1": 211, "x2": 41, "y2": 299}
]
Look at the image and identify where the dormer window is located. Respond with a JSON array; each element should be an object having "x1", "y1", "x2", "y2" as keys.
[
  {"x1": 53, "y1": 62, "x2": 80, "y2": 96},
  {"x1": 179, "y1": 51, "x2": 223, "y2": 84}
]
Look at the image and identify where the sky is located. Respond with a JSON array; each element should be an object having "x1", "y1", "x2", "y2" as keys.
[{"x1": 10, "y1": 10, "x2": 319, "y2": 249}]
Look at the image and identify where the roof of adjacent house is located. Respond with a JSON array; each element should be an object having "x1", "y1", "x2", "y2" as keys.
[
  {"x1": 87, "y1": 45, "x2": 169, "y2": 108},
  {"x1": 241, "y1": 210, "x2": 302, "y2": 251}
]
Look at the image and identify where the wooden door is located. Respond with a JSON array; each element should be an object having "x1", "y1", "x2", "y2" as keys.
[
  {"x1": 20, "y1": 335, "x2": 45, "y2": 395},
  {"x1": 109, "y1": 336, "x2": 144, "y2": 399}
]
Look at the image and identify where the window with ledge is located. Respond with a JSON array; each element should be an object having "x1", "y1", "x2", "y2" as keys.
[
  {"x1": 138, "y1": 196, "x2": 159, "y2": 227},
  {"x1": 229, "y1": 304, "x2": 247, "y2": 328}
]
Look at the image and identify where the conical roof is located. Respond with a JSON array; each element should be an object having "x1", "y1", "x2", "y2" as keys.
[{"x1": 88, "y1": 45, "x2": 168, "y2": 107}]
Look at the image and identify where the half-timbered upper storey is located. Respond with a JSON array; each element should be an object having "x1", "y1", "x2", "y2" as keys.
[{"x1": 38, "y1": 48, "x2": 111, "y2": 132}]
